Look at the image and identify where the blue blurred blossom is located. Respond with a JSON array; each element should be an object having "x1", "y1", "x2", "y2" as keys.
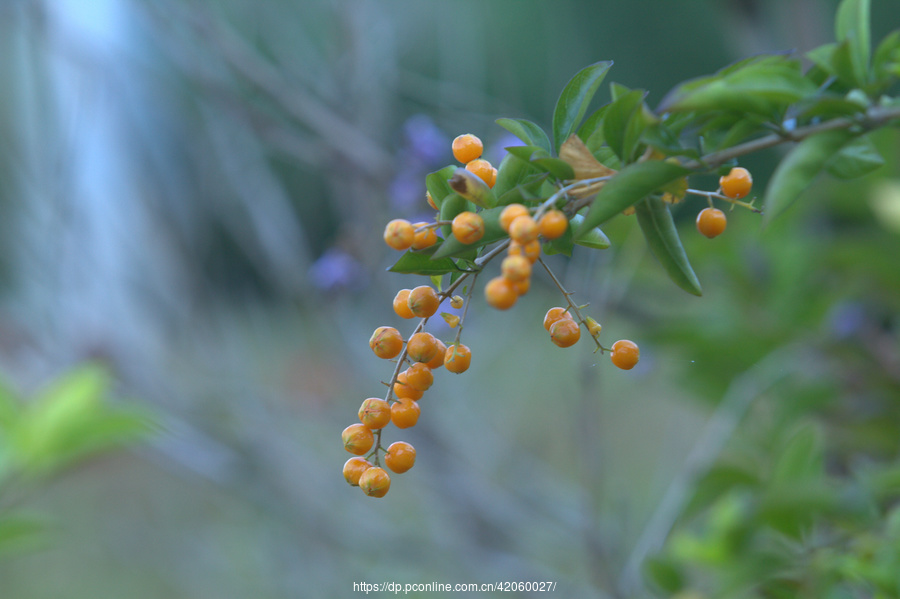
[
  {"x1": 486, "y1": 132, "x2": 526, "y2": 165},
  {"x1": 308, "y1": 247, "x2": 368, "y2": 294}
]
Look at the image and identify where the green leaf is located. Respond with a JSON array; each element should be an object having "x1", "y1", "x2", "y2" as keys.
[
  {"x1": 431, "y1": 206, "x2": 508, "y2": 260},
  {"x1": 0, "y1": 514, "x2": 49, "y2": 556},
  {"x1": 835, "y1": 0, "x2": 871, "y2": 85},
  {"x1": 763, "y1": 129, "x2": 856, "y2": 224},
  {"x1": 552, "y1": 61, "x2": 613, "y2": 154},
  {"x1": 448, "y1": 168, "x2": 496, "y2": 208},
  {"x1": 825, "y1": 134, "x2": 884, "y2": 178},
  {"x1": 659, "y1": 56, "x2": 816, "y2": 116},
  {"x1": 575, "y1": 160, "x2": 691, "y2": 235},
  {"x1": 643, "y1": 556, "x2": 685, "y2": 594},
  {"x1": 571, "y1": 214, "x2": 610, "y2": 249},
  {"x1": 425, "y1": 166, "x2": 459, "y2": 207},
  {"x1": 603, "y1": 87, "x2": 646, "y2": 162},
  {"x1": 873, "y1": 29, "x2": 900, "y2": 88},
  {"x1": 492, "y1": 152, "x2": 540, "y2": 198},
  {"x1": 388, "y1": 250, "x2": 463, "y2": 276},
  {"x1": 576, "y1": 104, "x2": 608, "y2": 143},
  {"x1": 634, "y1": 197, "x2": 702, "y2": 296},
  {"x1": 495, "y1": 173, "x2": 549, "y2": 207},
  {"x1": 503, "y1": 146, "x2": 574, "y2": 180},
  {"x1": 772, "y1": 424, "x2": 824, "y2": 484},
  {"x1": 495, "y1": 118, "x2": 551, "y2": 154}
]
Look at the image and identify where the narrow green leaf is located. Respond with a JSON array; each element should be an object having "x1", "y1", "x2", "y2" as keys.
[
  {"x1": 495, "y1": 118, "x2": 551, "y2": 154},
  {"x1": 431, "y1": 206, "x2": 508, "y2": 259},
  {"x1": 825, "y1": 134, "x2": 884, "y2": 178},
  {"x1": 772, "y1": 424, "x2": 824, "y2": 484},
  {"x1": 571, "y1": 214, "x2": 610, "y2": 249},
  {"x1": 492, "y1": 152, "x2": 540, "y2": 198},
  {"x1": 448, "y1": 168, "x2": 496, "y2": 208},
  {"x1": 496, "y1": 173, "x2": 549, "y2": 206},
  {"x1": 603, "y1": 88, "x2": 645, "y2": 161},
  {"x1": 873, "y1": 29, "x2": 900, "y2": 88},
  {"x1": 763, "y1": 129, "x2": 856, "y2": 224},
  {"x1": 552, "y1": 61, "x2": 613, "y2": 154},
  {"x1": 575, "y1": 160, "x2": 691, "y2": 235},
  {"x1": 531, "y1": 157, "x2": 575, "y2": 181},
  {"x1": 388, "y1": 251, "x2": 463, "y2": 276},
  {"x1": 634, "y1": 197, "x2": 702, "y2": 296},
  {"x1": 835, "y1": 0, "x2": 871, "y2": 85},
  {"x1": 425, "y1": 166, "x2": 459, "y2": 207},
  {"x1": 576, "y1": 104, "x2": 608, "y2": 143},
  {"x1": 659, "y1": 56, "x2": 816, "y2": 115}
]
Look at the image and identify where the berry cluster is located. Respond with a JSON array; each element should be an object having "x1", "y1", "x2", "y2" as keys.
[{"x1": 345, "y1": 130, "x2": 759, "y2": 497}]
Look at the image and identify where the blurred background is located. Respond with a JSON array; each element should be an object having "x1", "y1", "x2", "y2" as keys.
[{"x1": 0, "y1": 0, "x2": 898, "y2": 597}]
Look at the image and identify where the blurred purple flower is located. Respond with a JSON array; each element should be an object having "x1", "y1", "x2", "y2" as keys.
[
  {"x1": 308, "y1": 247, "x2": 367, "y2": 294},
  {"x1": 486, "y1": 132, "x2": 526, "y2": 165},
  {"x1": 402, "y1": 115, "x2": 449, "y2": 166},
  {"x1": 828, "y1": 301, "x2": 867, "y2": 339},
  {"x1": 388, "y1": 171, "x2": 424, "y2": 211}
]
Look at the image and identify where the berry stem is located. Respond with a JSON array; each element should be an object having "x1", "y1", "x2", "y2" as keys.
[
  {"x1": 453, "y1": 273, "x2": 477, "y2": 347},
  {"x1": 686, "y1": 188, "x2": 761, "y2": 213},
  {"x1": 538, "y1": 257, "x2": 603, "y2": 352}
]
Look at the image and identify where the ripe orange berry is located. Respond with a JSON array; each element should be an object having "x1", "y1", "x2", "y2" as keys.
[
  {"x1": 393, "y1": 289, "x2": 415, "y2": 319},
  {"x1": 452, "y1": 133, "x2": 483, "y2": 164},
  {"x1": 406, "y1": 331, "x2": 439, "y2": 363},
  {"x1": 452, "y1": 211, "x2": 485, "y2": 245},
  {"x1": 394, "y1": 371, "x2": 424, "y2": 401},
  {"x1": 550, "y1": 318, "x2": 581, "y2": 348},
  {"x1": 543, "y1": 307, "x2": 574, "y2": 331},
  {"x1": 442, "y1": 313, "x2": 460, "y2": 328},
  {"x1": 719, "y1": 166, "x2": 752, "y2": 199},
  {"x1": 484, "y1": 276, "x2": 518, "y2": 310},
  {"x1": 465, "y1": 159, "x2": 494, "y2": 186},
  {"x1": 411, "y1": 222, "x2": 439, "y2": 250},
  {"x1": 450, "y1": 295, "x2": 464, "y2": 309},
  {"x1": 359, "y1": 466, "x2": 391, "y2": 498},
  {"x1": 696, "y1": 207, "x2": 727, "y2": 239},
  {"x1": 342, "y1": 423, "x2": 374, "y2": 455},
  {"x1": 358, "y1": 398, "x2": 392, "y2": 430},
  {"x1": 509, "y1": 240, "x2": 541, "y2": 264},
  {"x1": 425, "y1": 338, "x2": 447, "y2": 370},
  {"x1": 488, "y1": 167, "x2": 498, "y2": 189},
  {"x1": 508, "y1": 215, "x2": 539, "y2": 244},
  {"x1": 501, "y1": 254, "x2": 532, "y2": 282},
  {"x1": 384, "y1": 441, "x2": 416, "y2": 474},
  {"x1": 444, "y1": 343, "x2": 472, "y2": 374},
  {"x1": 343, "y1": 456, "x2": 373, "y2": 486},
  {"x1": 512, "y1": 277, "x2": 530, "y2": 296},
  {"x1": 610, "y1": 339, "x2": 640, "y2": 370},
  {"x1": 539, "y1": 209, "x2": 568, "y2": 240},
  {"x1": 391, "y1": 398, "x2": 421, "y2": 428},
  {"x1": 369, "y1": 326, "x2": 403, "y2": 359},
  {"x1": 405, "y1": 362, "x2": 434, "y2": 391},
  {"x1": 407, "y1": 285, "x2": 440, "y2": 318},
  {"x1": 384, "y1": 219, "x2": 415, "y2": 251},
  {"x1": 500, "y1": 204, "x2": 530, "y2": 232}
]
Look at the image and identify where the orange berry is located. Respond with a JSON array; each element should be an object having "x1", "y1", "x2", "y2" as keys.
[
  {"x1": 359, "y1": 466, "x2": 391, "y2": 497},
  {"x1": 369, "y1": 326, "x2": 403, "y2": 359},
  {"x1": 465, "y1": 159, "x2": 494, "y2": 186},
  {"x1": 405, "y1": 362, "x2": 434, "y2": 391},
  {"x1": 450, "y1": 295, "x2": 464, "y2": 309},
  {"x1": 425, "y1": 338, "x2": 447, "y2": 370},
  {"x1": 543, "y1": 307, "x2": 574, "y2": 331},
  {"x1": 550, "y1": 318, "x2": 581, "y2": 348},
  {"x1": 426, "y1": 191, "x2": 438, "y2": 210},
  {"x1": 509, "y1": 239, "x2": 541, "y2": 264},
  {"x1": 394, "y1": 371, "x2": 424, "y2": 401},
  {"x1": 512, "y1": 277, "x2": 530, "y2": 296},
  {"x1": 508, "y1": 215, "x2": 539, "y2": 244},
  {"x1": 393, "y1": 289, "x2": 415, "y2": 319},
  {"x1": 407, "y1": 331, "x2": 439, "y2": 363},
  {"x1": 441, "y1": 313, "x2": 460, "y2": 328},
  {"x1": 452, "y1": 133, "x2": 483, "y2": 164},
  {"x1": 719, "y1": 166, "x2": 752, "y2": 199},
  {"x1": 610, "y1": 339, "x2": 640, "y2": 370},
  {"x1": 452, "y1": 211, "x2": 485, "y2": 245},
  {"x1": 407, "y1": 285, "x2": 440, "y2": 318},
  {"x1": 343, "y1": 457, "x2": 372, "y2": 486},
  {"x1": 358, "y1": 398, "x2": 392, "y2": 430},
  {"x1": 488, "y1": 167, "x2": 498, "y2": 188},
  {"x1": 484, "y1": 276, "x2": 518, "y2": 310},
  {"x1": 411, "y1": 222, "x2": 438, "y2": 250},
  {"x1": 696, "y1": 207, "x2": 727, "y2": 239},
  {"x1": 384, "y1": 219, "x2": 415, "y2": 251},
  {"x1": 342, "y1": 423, "x2": 374, "y2": 455},
  {"x1": 501, "y1": 254, "x2": 532, "y2": 282},
  {"x1": 538, "y1": 209, "x2": 568, "y2": 239},
  {"x1": 384, "y1": 441, "x2": 416, "y2": 474},
  {"x1": 499, "y1": 204, "x2": 530, "y2": 232},
  {"x1": 391, "y1": 398, "x2": 421, "y2": 428},
  {"x1": 444, "y1": 343, "x2": 472, "y2": 374}
]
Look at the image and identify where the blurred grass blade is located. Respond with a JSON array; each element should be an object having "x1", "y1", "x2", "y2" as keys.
[
  {"x1": 552, "y1": 61, "x2": 613, "y2": 154},
  {"x1": 763, "y1": 129, "x2": 856, "y2": 224},
  {"x1": 634, "y1": 197, "x2": 702, "y2": 296}
]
